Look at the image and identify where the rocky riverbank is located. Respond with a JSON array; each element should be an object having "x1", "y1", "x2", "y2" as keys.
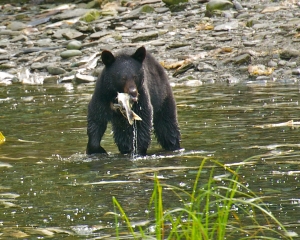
[{"x1": 1, "y1": 0, "x2": 300, "y2": 86}]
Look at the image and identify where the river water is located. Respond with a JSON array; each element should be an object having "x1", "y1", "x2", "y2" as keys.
[{"x1": 1, "y1": 82, "x2": 300, "y2": 238}]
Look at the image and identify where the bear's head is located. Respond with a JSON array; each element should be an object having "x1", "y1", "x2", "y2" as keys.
[{"x1": 101, "y1": 46, "x2": 146, "y2": 102}]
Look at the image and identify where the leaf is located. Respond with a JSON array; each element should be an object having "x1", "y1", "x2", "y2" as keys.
[{"x1": 0, "y1": 132, "x2": 5, "y2": 145}]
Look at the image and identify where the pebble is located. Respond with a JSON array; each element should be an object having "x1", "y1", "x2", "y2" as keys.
[
  {"x1": 268, "y1": 60, "x2": 277, "y2": 68},
  {"x1": 67, "y1": 40, "x2": 82, "y2": 50},
  {"x1": 47, "y1": 66, "x2": 67, "y2": 75},
  {"x1": 60, "y1": 50, "x2": 83, "y2": 59},
  {"x1": 280, "y1": 49, "x2": 300, "y2": 60},
  {"x1": 132, "y1": 31, "x2": 159, "y2": 42},
  {"x1": 233, "y1": 54, "x2": 251, "y2": 65}
]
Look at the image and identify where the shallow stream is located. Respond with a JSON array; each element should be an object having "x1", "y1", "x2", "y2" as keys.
[{"x1": 1, "y1": 82, "x2": 300, "y2": 238}]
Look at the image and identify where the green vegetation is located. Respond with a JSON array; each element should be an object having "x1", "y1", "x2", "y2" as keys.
[{"x1": 111, "y1": 157, "x2": 293, "y2": 239}]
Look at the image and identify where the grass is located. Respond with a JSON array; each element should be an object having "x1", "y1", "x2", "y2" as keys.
[{"x1": 110, "y1": 157, "x2": 294, "y2": 240}]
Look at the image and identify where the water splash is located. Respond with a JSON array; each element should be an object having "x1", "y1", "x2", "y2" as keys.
[{"x1": 131, "y1": 120, "x2": 138, "y2": 158}]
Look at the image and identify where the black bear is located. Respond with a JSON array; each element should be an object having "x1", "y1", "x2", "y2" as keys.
[{"x1": 86, "y1": 46, "x2": 180, "y2": 155}]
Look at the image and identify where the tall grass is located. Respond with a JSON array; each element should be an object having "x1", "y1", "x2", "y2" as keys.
[{"x1": 111, "y1": 157, "x2": 293, "y2": 240}]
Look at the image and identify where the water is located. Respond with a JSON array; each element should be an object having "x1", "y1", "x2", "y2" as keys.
[{"x1": 1, "y1": 82, "x2": 300, "y2": 238}]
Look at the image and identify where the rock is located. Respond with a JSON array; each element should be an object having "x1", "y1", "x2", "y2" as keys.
[
  {"x1": 140, "y1": 5, "x2": 155, "y2": 13},
  {"x1": 0, "y1": 62, "x2": 17, "y2": 70},
  {"x1": 0, "y1": 39, "x2": 9, "y2": 48},
  {"x1": 36, "y1": 39, "x2": 53, "y2": 47},
  {"x1": 232, "y1": 0, "x2": 243, "y2": 11},
  {"x1": 197, "y1": 62, "x2": 215, "y2": 72},
  {"x1": 292, "y1": 69, "x2": 300, "y2": 75},
  {"x1": 43, "y1": 76, "x2": 60, "y2": 84},
  {"x1": 248, "y1": 65, "x2": 274, "y2": 76},
  {"x1": 51, "y1": 8, "x2": 90, "y2": 21},
  {"x1": 233, "y1": 54, "x2": 251, "y2": 65},
  {"x1": 67, "y1": 40, "x2": 82, "y2": 50},
  {"x1": 62, "y1": 30, "x2": 86, "y2": 40},
  {"x1": 0, "y1": 72, "x2": 15, "y2": 85},
  {"x1": 75, "y1": 73, "x2": 97, "y2": 83},
  {"x1": 214, "y1": 21, "x2": 238, "y2": 31},
  {"x1": 243, "y1": 41, "x2": 260, "y2": 47},
  {"x1": 7, "y1": 21, "x2": 27, "y2": 31},
  {"x1": 90, "y1": 31, "x2": 110, "y2": 39},
  {"x1": 278, "y1": 60, "x2": 286, "y2": 66},
  {"x1": 47, "y1": 66, "x2": 66, "y2": 75},
  {"x1": 280, "y1": 49, "x2": 300, "y2": 60},
  {"x1": 252, "y1": 23, "x2": 270, "y2": 30},
  {"x1": 286, "y1": 62, "x2": 297, "y2": 68},
  {"x1": 206, "y1": 0, "x2": 233, "y2": 12},
  {"x1": 0, "y1": 55, "x2": 9, "y2": 60},
  {"x1": 0, "y1": 30, "x2": 22, "y2": 36},
  {"x1": 132, "y1": 31, "x2": 159, "y2": 42},
  {"x1": 31, "y1": 62, "x2": 49, "y2": 70},
  {"x1": 162, "y1": 0, "x2": 188, "y2": 5},
  {"x1": 60, "y1": 50, "x2": 83, "y2": 59},
  {"x1": 10, "y1": 35, "x2": 28, "y2": 43},
  {"x1": 268, "y1": 60, "x2": 277, "y2": 68},
  {"x1": 80, "y1": 9, "x2": 101, "y2": 22}
]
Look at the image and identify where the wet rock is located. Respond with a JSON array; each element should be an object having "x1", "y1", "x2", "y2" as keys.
[
  {"x1": 60, "y1": 50, "x2": 83, "y2": 59},
  {"x1": 214, "y1": 21, "x2": 238, "y2": 31},
  {"x1": 0, "y1": 62, "x2": 17, "y2": 70},
  {"x1": 233, "y1": 54, "x2": 251, "y2": 65},
  {"x1": 286, "y1": 62, "x2": 297, "y2": 68},
  {"x1": 0, "y1": 72, "x2": 15, "y2": 85},
  {"x1": 80, "y1": 9, "x2": 101, "y2": 22},
  {"x1": 140, "y1": 5, "x2": 155, "y2": 13},
  {"x1": 292, "y1": 69, "x2": 300, "y2": 75},
  {"x1": 197, "y1": 62, "x2": 215, "y2": 72},
  {"x1": 252, "y1": 23, "x2": 270, "y2": 30},
  {"x1": 248, "y1": 65, "x2": 274, "y2": 76},
  {"x1": 11, "y1": 35, "x2": 28, "y2": 43},
  {"x1": 62, "y1": 30, "x2": 86, "y2": 40},
  {"x1": 232, "y1": 0, "x2": 243, "y2": 11},
  {"x1": 0, "y1": 55, "x2": 9, "y2": 60},
  {"x1": 162, "y1": 0, "x2": 188, "y2": 6},
  {"x1": 0, "y1": 39, "x2": 9, "y2": 48},
  {"x1": 132, "y1": 31, "x2": 159, "y2": 42},
  {"x1": 75, "y1": 73, "x2": 97, "y2": 83},
  {"x1": 268, "y1": 60, "x2": 277, "y2": 68},
  {"x1": 47, "y1": 66, "x2": 66, "y2": 75},
  {"x1": 280, "y1": 49, "x2": 300, "y2": 60},
  {"x1": 36, "y1": 38, "x2": 53, "y2": 47},
  {"x1": 206, "y1": 0, "x2": 233, "y2": 13},
  {"x1": 31, "y1": 62, "x2": 49, "y2": 70},
  {"x1": 51, "y1": 8, "x2": 90, "y2": 21},
  {"x1": 67, "y1": 40, "x2": 82, "y2": 50},
  {"x1": 0, "y1": 30, "x2": 22, "y2": 36},
  {"x1": 278, "y1": 60, "x2": 286, "y2": 66},
  {"x1": 7, "y1": 21, "x2": 27, "y2": 31},
  {"x1": 43, "y1": 76, "x2": 60, "y2": 84},
  {"x1": 90, "y1": 31, "x2": 110, "y2": 39},
  {"x1": 243, "y1": 41, "x2": 260, "y2": 47}
]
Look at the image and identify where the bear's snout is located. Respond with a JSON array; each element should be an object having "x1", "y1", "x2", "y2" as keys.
[
  {"x1": 124, "y1": 80, "x2": 138, "y2": 102},
  {"x1": 127, "y1": 86, "x2": 138, "y2": 102}
]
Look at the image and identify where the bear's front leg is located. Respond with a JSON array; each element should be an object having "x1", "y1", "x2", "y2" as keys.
[
  {"x1": 86, "y1": 120, "x2": 108, "y2": 154},
  {"x1": 86, "y1": 101, "x2": 109, "y2": 155},
  {"x1": 111, "y1": 114, "x2": 135, "y2": 154},
  {"x1": 134, "y1": 94, "x2": 153, "y2": 155}
]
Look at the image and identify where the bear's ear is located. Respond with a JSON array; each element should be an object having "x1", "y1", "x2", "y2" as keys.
[
  {"x1": 132, "y1": 46, "x2": 146, "y2": 63},
  {"x1": 101, "y1": 50, "x2": 115, "y2": 66}
]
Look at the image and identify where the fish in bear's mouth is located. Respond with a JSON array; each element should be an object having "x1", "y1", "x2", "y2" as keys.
[{"x1": 111, "y1": 92, "x2": 142, "y2": 125}]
